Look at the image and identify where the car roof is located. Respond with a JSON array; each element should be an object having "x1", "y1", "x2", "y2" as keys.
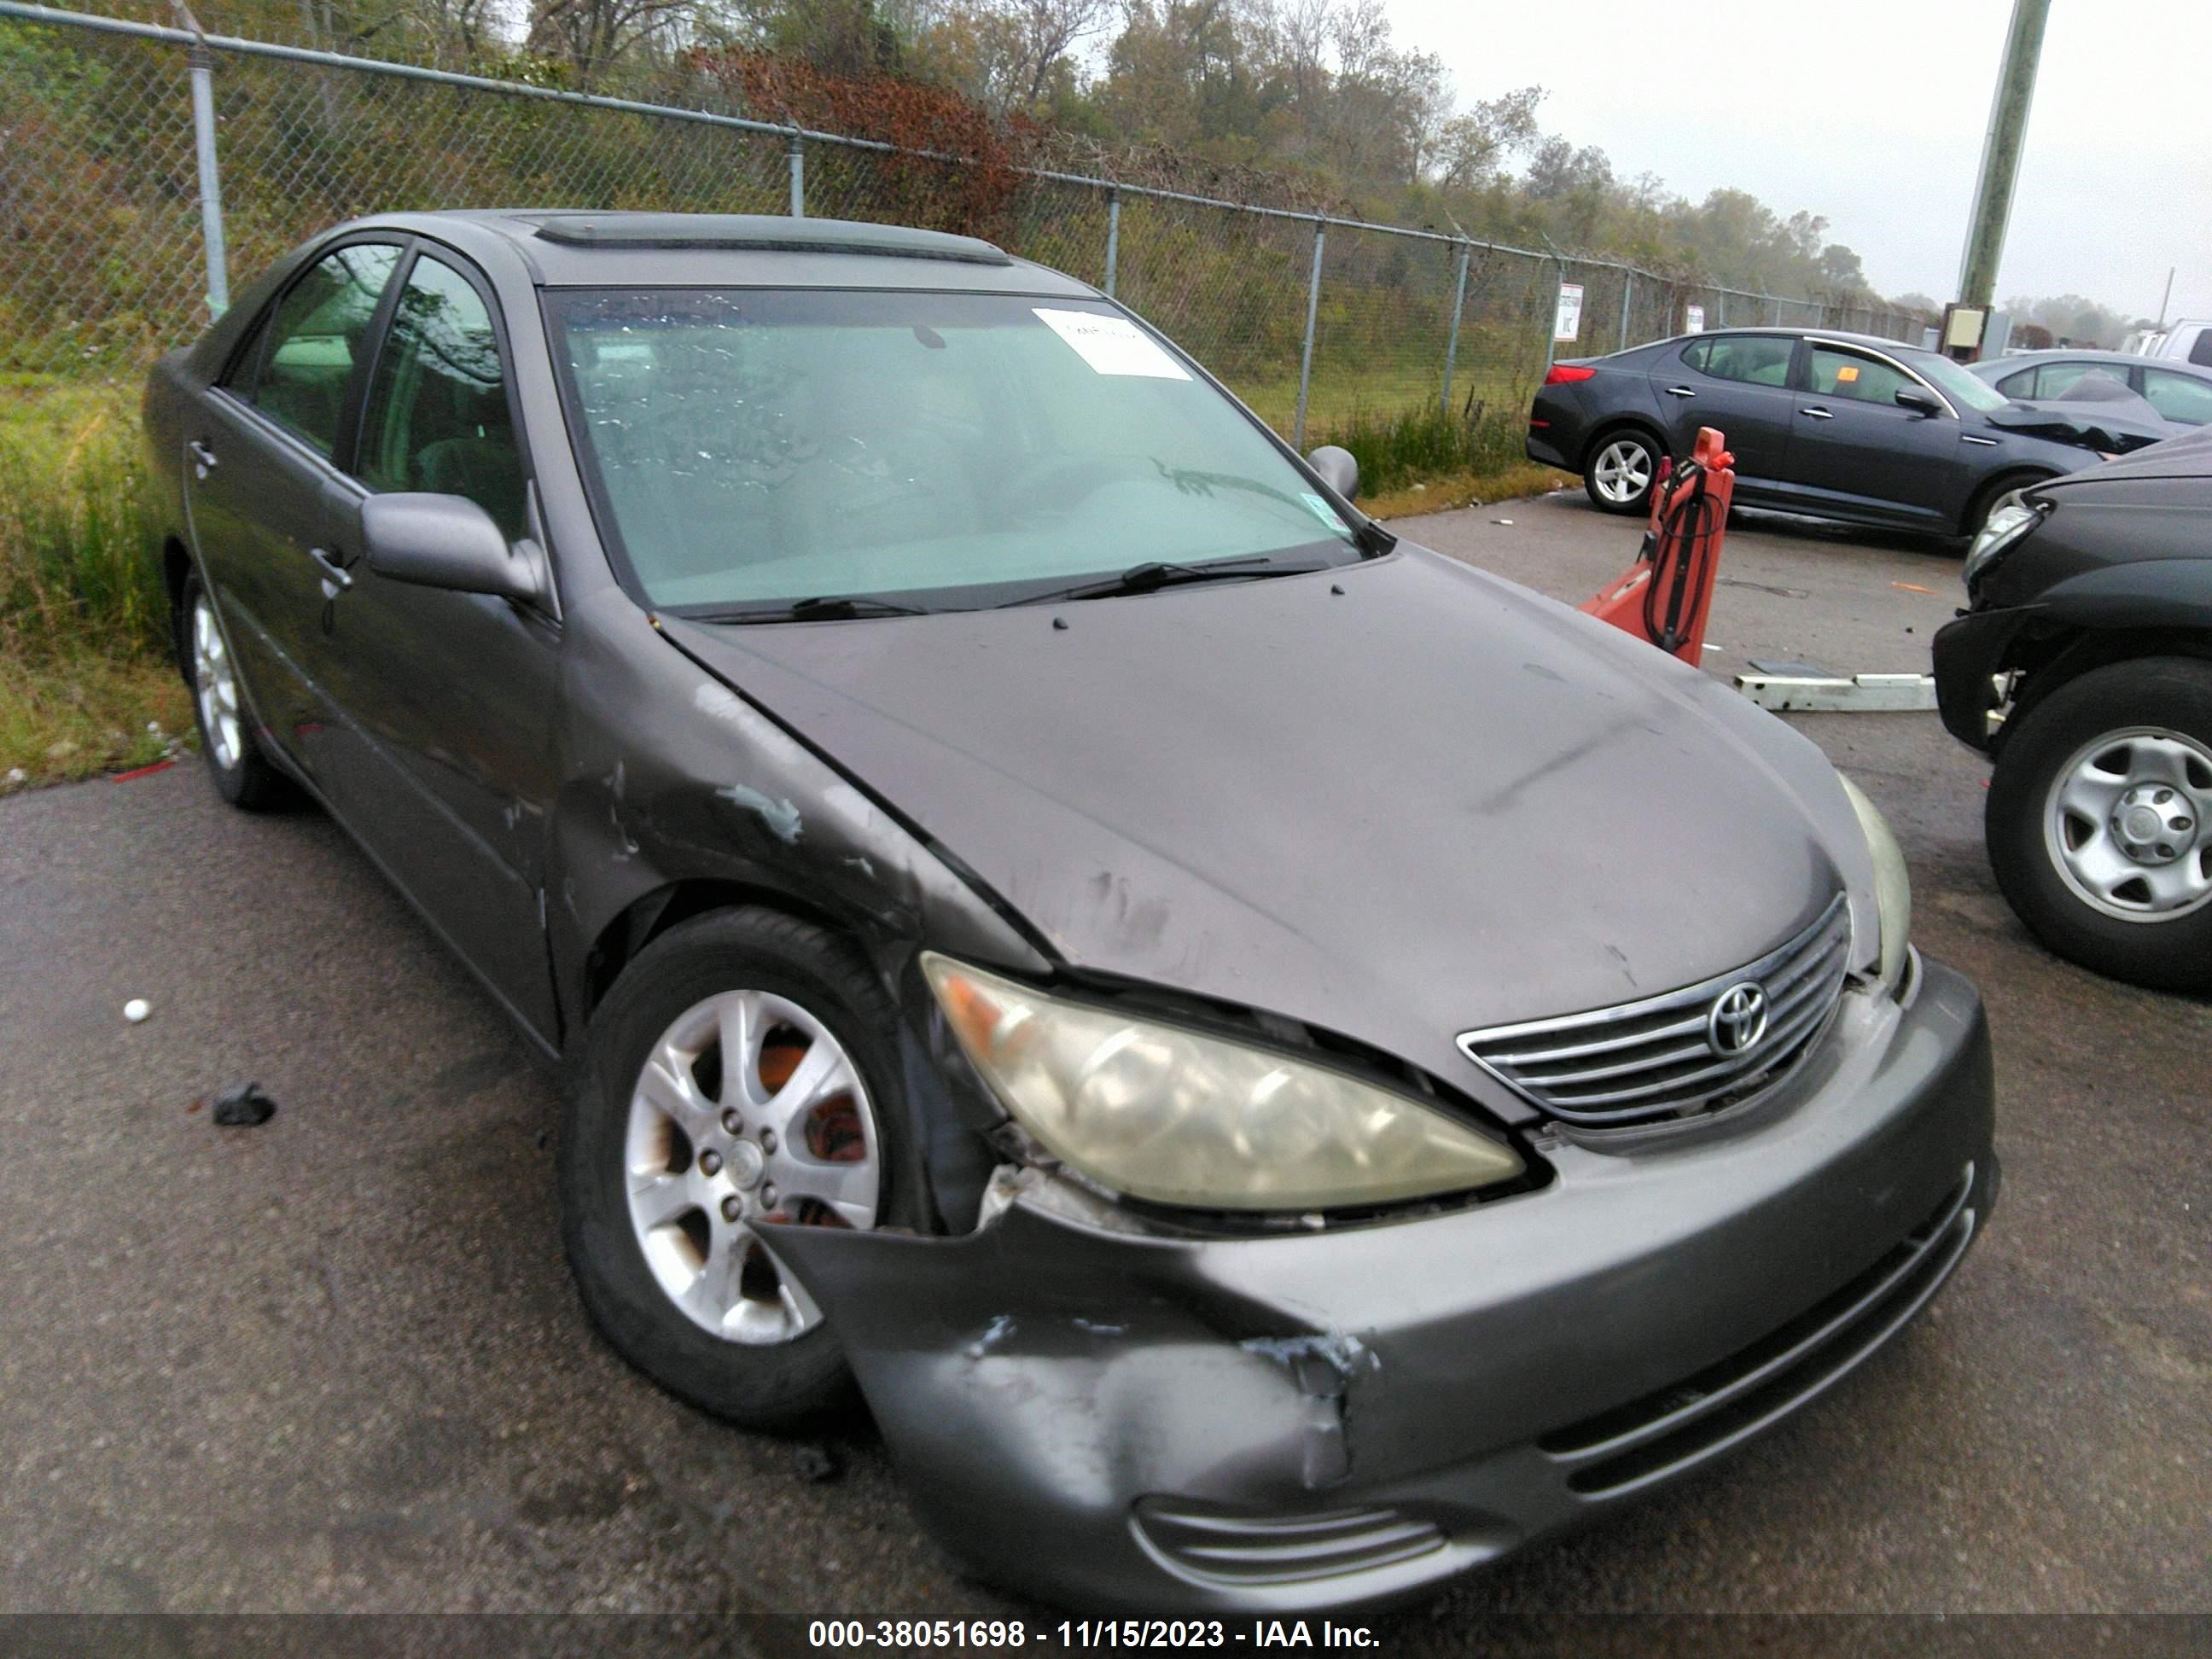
[
  {"x1": 346, "y1": 209, "x2": 1102, "y2": 297},
  {"x1": 1669, "y1": 326, "x2": 1927, "y2": 355}
]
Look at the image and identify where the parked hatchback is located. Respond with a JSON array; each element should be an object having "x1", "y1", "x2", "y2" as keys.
[
  {"x1": 146, "y1": 212, "x2": 1995, "y2": 1612},
  {"x1": 1530, "y1": 327, "x2": 2104, "y2": 535}
]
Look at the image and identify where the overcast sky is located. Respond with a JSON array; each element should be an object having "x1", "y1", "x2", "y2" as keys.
[{"x1": 1391, "y1": 0, "x2": 2209, "y2": 321}]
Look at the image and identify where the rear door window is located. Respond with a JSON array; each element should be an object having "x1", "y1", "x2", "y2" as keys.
[
  {"x1": 1696, "y1": 336, "x2": 1795, "y2": 387},
  {"x1": 245, "y1": 242, "x2": 402, "y2": 457},
  {"x1": 2028, "y1": 361, "x2": 2099, "y2": 399},
  {"x1": 2142, "y1": 370, "x2": 2212, "y2": 426}
]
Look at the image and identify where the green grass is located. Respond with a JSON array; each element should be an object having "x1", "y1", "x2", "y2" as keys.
[{"x1": 0, "y1": 378, "x2": 190, "y2": 791}]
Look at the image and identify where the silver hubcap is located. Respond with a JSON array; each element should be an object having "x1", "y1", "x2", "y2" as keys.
[
  {"x1": 1592, "y1": 439, "x2": 1652, "y2": 504},
  {"x1": 191, "y1": 595, "x2": 242, "y2": 771},
  {"x1": 624, "y1": 989, "x2": 882, "y2": 1345},
  {"x1": 2045, "y1": 727, "x2": 2212, "y2": 921}
]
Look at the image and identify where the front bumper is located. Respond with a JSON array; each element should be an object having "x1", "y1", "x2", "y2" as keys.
[
  {"x1": 768, "y1": 958, "x2": 1996, "y2": 1613},
  {"x1": 1932, "y1": 608, "x2": 2029, "y2": 752}
]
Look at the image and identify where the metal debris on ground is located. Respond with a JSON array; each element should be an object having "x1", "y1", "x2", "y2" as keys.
[
  {"x1": 211, "y1": 1082, "x2": 277, "y2": 1126},
  {"x1": 1736, "y1": 672, "x2": 1939, "y2": 713}
]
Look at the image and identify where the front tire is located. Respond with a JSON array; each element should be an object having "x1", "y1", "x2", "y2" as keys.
[
  {"x1": 1585, "y1": 429, "x2": 1660, "y2": 515},
  {"x1": 178, "y1": 573, "x2": 291, "y2": 810},
  {"x1": 560, "y1": 907, "x2": 914, "y2": 1428},
  {"x1": 1986, "y1": 656, "x2": 2212, "y2": 992},
  {"x1": 1962, "y1": 471, "x2": 2051, "y2": 543}
]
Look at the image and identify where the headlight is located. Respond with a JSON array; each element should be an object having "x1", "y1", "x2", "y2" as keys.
[
  {"x1": 1839, "y1": 777, "x2": 1912, "y2": 992},
  {"x1": 923, "y1": 955, "x2": 1523, "y2": 1211},
  {"x1": 1962, "y1": 493, "x2": 2042, "y2": 591}
]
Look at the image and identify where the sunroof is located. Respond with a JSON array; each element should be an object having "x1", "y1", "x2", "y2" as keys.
[{"x1": 529, "y1": 213, "x2": 1013, "y2": 265}]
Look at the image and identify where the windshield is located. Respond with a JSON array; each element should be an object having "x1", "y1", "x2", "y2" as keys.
[
  {"x1": 1901, "y1": 347, "x2": 2011, "y2": 413},
  {"x1": 544, "y1": 288, "x2": 1360, "y2": 613}
]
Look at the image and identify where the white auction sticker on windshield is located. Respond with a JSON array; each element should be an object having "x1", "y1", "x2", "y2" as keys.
[
  {"x1": 1033, "y1": 308, "x2": 1190, "y2": 380},
  {"x1": 1300, "y1": 492, "x2": 1351, "y2": 533}
]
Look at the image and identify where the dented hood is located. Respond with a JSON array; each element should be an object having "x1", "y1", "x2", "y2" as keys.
[{"x1": 662, "y1": 547, "x2": 1869, "y2": 1108}]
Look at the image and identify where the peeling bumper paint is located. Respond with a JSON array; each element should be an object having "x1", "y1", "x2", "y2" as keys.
[{"x1": 763, "y1": 959, "x2": 1996, "y2": 1614}]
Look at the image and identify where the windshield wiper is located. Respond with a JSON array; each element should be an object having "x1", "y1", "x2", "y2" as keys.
[
  {"x1": 690, "y1": 594, "x2": 932, "y2": 625},
  {"x1": 1006, "y1": 556, "x2": 1324, "y2": 608}
]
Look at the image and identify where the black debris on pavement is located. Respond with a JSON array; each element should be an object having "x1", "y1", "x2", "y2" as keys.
[{"x1": 211, "y1": 1082, "x2": 277, "y2": 1127}]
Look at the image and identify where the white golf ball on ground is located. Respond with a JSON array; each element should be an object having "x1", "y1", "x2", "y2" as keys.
[{"x1": 124, "y1": 998, "x2": 150, "y2": 1023}]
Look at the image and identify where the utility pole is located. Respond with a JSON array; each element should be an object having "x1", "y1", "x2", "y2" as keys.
[
  {"x1": 2157, "y1": 266, "x2": 2174, "y2": 329},
  {"x1": 1954, "y1": 0, "x2": 2050, "y2": 309}
]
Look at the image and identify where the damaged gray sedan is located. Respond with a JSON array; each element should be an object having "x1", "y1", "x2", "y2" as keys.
[{"x1": 143, "y1": 211, "x2": 1997, "y2": 1613}]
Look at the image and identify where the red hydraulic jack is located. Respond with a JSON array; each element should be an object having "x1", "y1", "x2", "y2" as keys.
[{"x1": 1578, "y1": 426, "x2": 1734, "y2": 665}]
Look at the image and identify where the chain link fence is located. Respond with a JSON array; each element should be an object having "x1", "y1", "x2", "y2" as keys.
[{"x1": 1, "y1": 1, "x2": 1931, "y2": 457}]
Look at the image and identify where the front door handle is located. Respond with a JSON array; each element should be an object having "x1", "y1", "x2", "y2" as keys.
[
  {"x1": 1663, "y1": 385, "x2": 1697, "y2": 398},
  {"x1": 1801, "y1": 405, "x2": 1834, "y2": 420},
  {"x1": 188, "y1": 440, "x2": 218, "y2": 476},
  {"x1": 310, "y1": 546, "x2": 352, "y2": 597}
]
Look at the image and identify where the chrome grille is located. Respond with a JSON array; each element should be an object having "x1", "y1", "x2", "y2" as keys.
[
  {"x1": 1458, "y1": 893, "x2": 1852, "y2": 1126},
  {"x1": 1131, "y1": 1499, "x2": 1444, "y2": 1588}
]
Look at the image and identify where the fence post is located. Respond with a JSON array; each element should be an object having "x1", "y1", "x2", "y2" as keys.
[
  {"x1": 1770, "y1": 294, "x2": 1783, "y2": 326},
  {"x1": 1619, "y1": 271, "x2": 1633, "y2": 352},
  {"x1": 1103, "y1": 189, "x2": 1120, "y2": 299},
  {"x1": 1440, "y1": 242, "x2": 1470, "y2": 415},
  {"x1": 788, "y1": 133, "x2": 805, "y2": 217},
  {"x1": 180, "y1": 13, "x2": 229, "y2": 317},
  {"x1": 1293, "y1": 218, "x2": 1324, "y2": 451}
]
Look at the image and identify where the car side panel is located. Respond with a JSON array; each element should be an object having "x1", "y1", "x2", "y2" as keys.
[
  {"x1": 180, "y1": 391, "x2": 350, "y2": 783},
  {"x1": 1647, "y1": 341, "x2": 1797, "y2": 486},
  {"x1": 1780, "y1": 397, "x2": 1964, "y2": 529}
]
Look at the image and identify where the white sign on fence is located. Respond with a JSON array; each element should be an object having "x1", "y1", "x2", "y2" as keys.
[
  {"x1": 1553, "y1": 282, "x2": 1584, "y2": 343},
  {"x1": 1685, "y1": 305, "x2": 1706, "y2": 334}
]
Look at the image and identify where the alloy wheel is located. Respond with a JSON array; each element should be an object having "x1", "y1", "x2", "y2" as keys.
[
  {"x1": 1592, "y1": 439, "x2": 1652, "y2": 505},
  {"x1": 2043, "y1": 726, "x2": 2212, "y2": 921},
  {"x1": 192, "y1": 593, "x2": 242, "y2": 771},
  {"x1": 623, "y1": 988, "x2": 882, "y2": 1344}
]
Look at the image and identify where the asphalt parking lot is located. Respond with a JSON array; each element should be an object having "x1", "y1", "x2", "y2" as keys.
[{"x1": 2, "y1": 490, "x2": 2206, "y2": 1644}]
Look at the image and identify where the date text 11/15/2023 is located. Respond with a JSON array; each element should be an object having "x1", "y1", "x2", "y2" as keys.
[{"x1": 807, "y1": 1619, "x2": 1385, "y2": 1649}]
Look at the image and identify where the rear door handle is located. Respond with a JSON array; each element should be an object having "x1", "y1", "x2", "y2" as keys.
[
  {"x1": 188, "y1": 440, "x2": 218, "y2": 475},
  {"x1": 1663, "y1": 385, "x2": 1697, "y2": 398},
  {"x1": 310, "y1": 546, "x2": 352, "y2": 596},
  {"x1": 1801, "y1": 406, "x2": 1834, "y2": 420}
]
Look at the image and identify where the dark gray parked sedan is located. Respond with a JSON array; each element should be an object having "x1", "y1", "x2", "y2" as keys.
[
  {"x1": 144, "y1": 212, "x2": 1995, "y2": 1613},
  {"x1": 1529, "y1": 326, "x2": 2105, "y2": 535}
]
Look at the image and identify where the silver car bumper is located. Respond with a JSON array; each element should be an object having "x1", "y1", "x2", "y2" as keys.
[{"x1": 765, "y1": 955, "x2": 1997, "y2": 1613}]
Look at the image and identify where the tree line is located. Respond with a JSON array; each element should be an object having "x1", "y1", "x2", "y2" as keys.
[{"x1": 112, "y1": 0, "x2": 1944, "y2": 311}]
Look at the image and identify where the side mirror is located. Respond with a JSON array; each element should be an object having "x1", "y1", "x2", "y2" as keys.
[
  {"x1": 1895, "y1": 386, "x2": 1942, "y2": 417},
  {"x1": 1305, "y1": 444, "x2": 1359, "y2": 503},
  {"x1": 361, "y1": 492, "x2": 540, "y2": 603}
]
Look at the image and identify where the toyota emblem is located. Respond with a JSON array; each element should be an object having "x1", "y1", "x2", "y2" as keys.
[{"x1": 1707, "y1": 982, "x2": 1768, "y2": 1056}]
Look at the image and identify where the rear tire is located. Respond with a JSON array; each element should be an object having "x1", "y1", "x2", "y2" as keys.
[
  {"x1": 178, "y1": 573, "x2": 292, "y2": 810},
  {"x1": 560, "y1": 907, "x2": 919, "y2": 1429},
  {"x1": 1584, "y1": 428, "x2": 1661, "y2": 515},
  {"x1": 1986, "y1": 656, "x2": 2212, "y2": 992}
]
